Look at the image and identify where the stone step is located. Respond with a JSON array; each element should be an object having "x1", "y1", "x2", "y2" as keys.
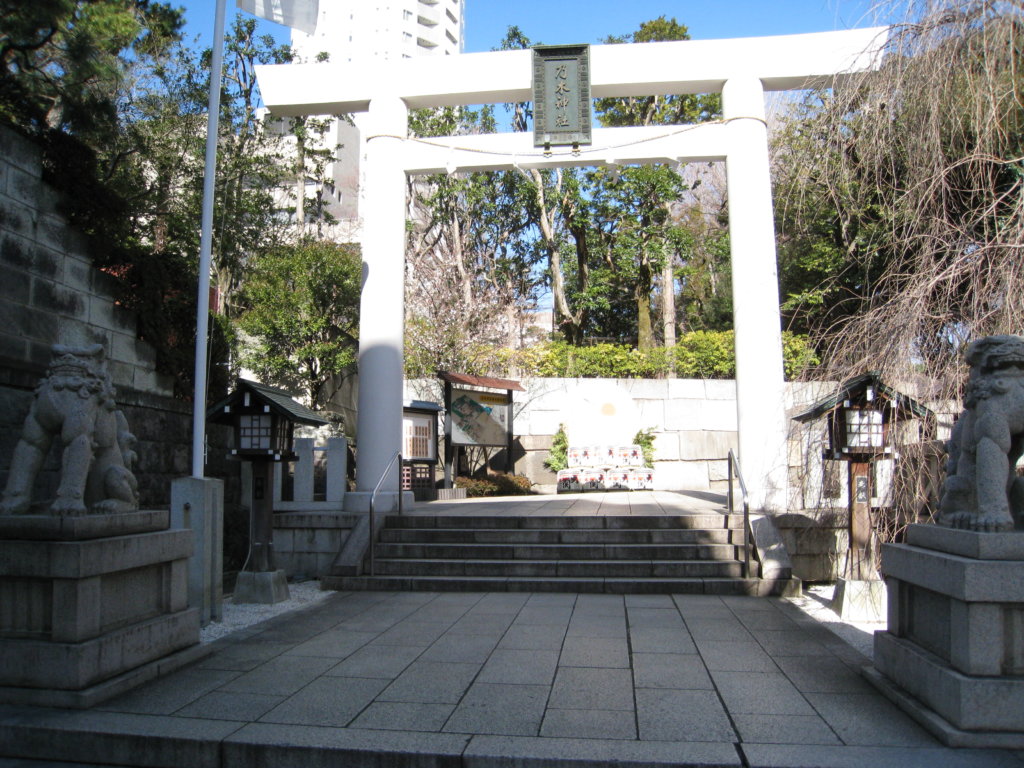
[
  {"x1": 374, "y1": 542, "x2": 740, "y2": 561},
  {"x1": 383, "y1": 514, "x2": 739, "y2": 530},
  {"x1": 323, "y1": 574, "x2": 797, "y2": 596},
  {"x1": 378, "y1": 527, "x2": 737, "y2": 545},
  {"x1": 372, "y1": 558, "x2": 744, "y2": 578}
]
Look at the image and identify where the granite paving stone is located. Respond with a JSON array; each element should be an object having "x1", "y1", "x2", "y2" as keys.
[
  {"x1": 476, "y1": 649, "x2": 560, "y2": 685},
  {"x1": 697, "y1": 640, "x2": 777, "y2": 672},
  {"x1": 443, "y1": 683, "x2": 549, "y2": 736},
  {"x1": 258, "y1": 676, "x2": 390, "y2": 727},
  {"x1": 197, "y1": 641, "x2": 296, "y2": 671},
  {"x1": 348, "y1": 701, "x2": 455, "y2": 732},
  {"x1": 624, "y1": 594, "x2": 677, "y2": 609},
  {"x1": 772, "y1": 656, "x2": 875, "y2": 695},
  {"x1": 566, "y1": 617, "x2": 628, "y2": 639},
  {"x1": 175, "y1": 691, "x2": 285, "y2": 722},
  {"x1": 283, "y1": 629, "x2": 379, "y2": 658},
  {"x1": 673, "y1": 600, "x2": 736, "y2": 621},
  {"x1": 558, "y1": 636, "x2": 630, "y2": 668},
  {"x1": 496, "y1": 623, "x2": 567, "y2": 650},
  {"x1": 540, "y1": 707, "x2": 638, "y2": 740},
  {"x1": 217, "y1": 655, "x2": 340, "y2": 696},
  {"x1": 632, "y1": 652, "x2": 713, "y2": 689},
  {"x1": 548, "y1": 667, "x2": 635, "y2": 711},
  {"x1": 374, "y1": 621, "x2": 454, "y2": 647},
  {"x1": 447, "y1": 613, "x2": 517, "y2": 635},
  {"x1": 740, "y1": 744, "x2": 1024, "y2": 768},
  {"x1": 734, "y1": 610, "x2": 801, "y2": 631},
  {"x1": 513, "y1": 606, "x2": 573, "y2": 626},
  {"x1": 324, "y1": 644, "x2": 423, "y2": 679},
  {"x1": 627, "y1": 607, "x2": 687, "y2": 627},
  {"x1": 750, "y1": 629, "x2": 831, "y2": 656},
  {"x1": 223, "y1": 722, "x2": 470, "y2": 767},
  {"x1": 95, "y1": 668, "x2": 239, "y2": 715},
  {"x1": 462, "y1": 735, "x2": 742, "y2": 768},
  {"x1": 805, "y1": 691, "x2": 942, "y2": 747},
  {"x1": 732, "y1": 713, "x2": 842, "y2": 746},
  {"x1": 684, "y1": 618, "x2": 754, "y2": 641},
  {"x1": 629, "y1": 626, "x2": 698, "y2": 653},
  {"x1": 636, "y1": 688, "x2": 737, "y2": 742},
  {"x1": 467, "y1": 593, "x2": 530, "y2": 613},
  {"x1": 377, "y1": 660, "x2": 482, "y2": 704},
  {"x1": 710, "y1": 671, "x2": 816, "y2": 716},
  {"x1": 421, "y1": 632, "x2": 501, "y2": 663}
]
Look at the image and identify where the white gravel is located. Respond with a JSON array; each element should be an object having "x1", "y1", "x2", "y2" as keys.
[{"x1": 199, "y1": 580, "x2": 333, "y2": 644}]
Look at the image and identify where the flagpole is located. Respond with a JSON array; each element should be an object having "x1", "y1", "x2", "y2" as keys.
[{"x1": 192, "y1": 0, "x2": 228, "y2": 478}]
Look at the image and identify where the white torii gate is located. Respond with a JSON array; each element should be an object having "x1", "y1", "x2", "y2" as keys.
[{"x1": 256, "y1": 27, "x2": 888, "y2": 512}]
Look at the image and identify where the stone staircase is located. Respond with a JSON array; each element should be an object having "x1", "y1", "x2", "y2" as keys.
[{"x1": 323, "y1": 513, "x2": 797, "y2": 595}]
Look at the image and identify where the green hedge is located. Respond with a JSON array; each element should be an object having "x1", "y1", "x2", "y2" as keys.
[
  {"x1": 496, "y1": 331, "x2": 816, "y2": 380},
  {"x1": 455, "y1": 473, "x2": 534, "y2": 497}
]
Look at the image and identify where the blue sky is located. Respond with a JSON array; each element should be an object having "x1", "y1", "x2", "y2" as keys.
[{"x1": 181, "y1": 0, "x2": 886, "y2": 54}]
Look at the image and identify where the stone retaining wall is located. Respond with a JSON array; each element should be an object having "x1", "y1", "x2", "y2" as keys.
[{"x1": 0, "y1": 127, "x2": 235, "y2": 509}]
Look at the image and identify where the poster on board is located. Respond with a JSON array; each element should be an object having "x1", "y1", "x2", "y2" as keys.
[{"x1": 450, "y1": 388, "x2": 509, "y2": 447}]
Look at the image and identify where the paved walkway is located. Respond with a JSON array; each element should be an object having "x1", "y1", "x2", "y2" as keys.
[
  {"x1": 406, "y1": 489, "x2": 730, "y2": 517},
  {"x1": 2, "y1": 589, "x2": 1023, "y2": 767}
]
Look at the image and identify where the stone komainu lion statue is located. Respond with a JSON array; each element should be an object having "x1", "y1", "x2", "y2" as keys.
[
  {"x1": 939, "y1": 334, "x2": 1024, "y2": 532},
  {"x1": 0, "y1": 344, "x2": 139, "y2": 516}
]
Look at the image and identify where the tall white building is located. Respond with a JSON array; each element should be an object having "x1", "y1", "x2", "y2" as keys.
[
  {"x1": 278, "y1": 1, "x2": 465, "y2": 238},
  {"x1": 292, "y1": 0, "x2": 465, "y2": 64}
]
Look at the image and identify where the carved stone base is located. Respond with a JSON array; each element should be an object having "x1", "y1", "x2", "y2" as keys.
[
  {"x1": 234, "y1": 569, "x2": 290, "y2": 604},
  {"x1": 0, "y1": 512, "x2": 202, "y2": 707},
  {"x1": 868, "y1": 524, "x2": 1024, "y2": 746}
]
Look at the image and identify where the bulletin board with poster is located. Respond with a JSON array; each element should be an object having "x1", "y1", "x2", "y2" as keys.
[{"x1": 439, "y1": 372, "x2": 525, "y2": 488}]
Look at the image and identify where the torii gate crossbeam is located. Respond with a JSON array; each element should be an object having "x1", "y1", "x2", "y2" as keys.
[{"x1": 255, "y1": 28, "x2": 888, "y2": 513}]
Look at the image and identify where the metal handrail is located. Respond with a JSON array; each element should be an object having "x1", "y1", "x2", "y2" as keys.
[
  {"x1": 368, "y1": 451, "x2": 403, "y2": 577},
  {"x1": 727, "y1": 449, "x2": 753, "y2": 579}
]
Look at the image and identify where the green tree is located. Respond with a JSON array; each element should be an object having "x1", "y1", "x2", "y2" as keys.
[
  {"x1": 775, "y1": 0, "x2": 1024, "y2": 384},
  {"x1": 589, "y1": 16, "x2": 724, "y2": 349},
  {"x1": 0, "y1": 0, "x2": 182, "y2": 140},
  {"x1": 237, "y1": 240, "x2": 361, "y2": 407}
]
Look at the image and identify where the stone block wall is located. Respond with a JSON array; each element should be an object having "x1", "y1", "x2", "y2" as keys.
[
  {"x1": 0, "y1": 129, "x2": 174, "y2": 394},
  {"x1": 272, "y1": 512, "x2": 357, "y2": 580},
  {"x1": 0, "y1": 127, "x2": 236, "y2": 509}
]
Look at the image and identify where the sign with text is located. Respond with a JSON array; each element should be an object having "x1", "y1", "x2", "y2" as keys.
[
  {"x1": 533, "y1": 44, "x2": 592, "y2": 148},
  {"x1": 450, "y1": 389, "x2": 510, "y2": 447}
]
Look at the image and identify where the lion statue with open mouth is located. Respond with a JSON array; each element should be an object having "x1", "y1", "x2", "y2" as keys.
[{"x1": 940, "y1": 334, "x2": 1024, "y2": 532}]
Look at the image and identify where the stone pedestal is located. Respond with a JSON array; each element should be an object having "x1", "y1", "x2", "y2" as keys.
[
  {"x1": 234, "y1": 569, "x2": 290, "y2": 604},
  {"x1": 0, "y1": 510, "x2": 205, "y2": 708},
  {"x1": 866, "y1": 524, "x2": 1024, "y2": 747}
]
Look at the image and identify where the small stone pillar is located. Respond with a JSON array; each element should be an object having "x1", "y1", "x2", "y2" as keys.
[
  {"x1": 170, "y1": 476, "x2": 224, "y2": 626},
  {"x1": 234, "y1": 459, "x2": 289, "y2": 604}
]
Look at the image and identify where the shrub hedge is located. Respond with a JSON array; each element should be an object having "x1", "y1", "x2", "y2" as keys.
[
  {"x1": 494, "y1": 331, "x2": 817, "y2": 380},
  {"x1": 455, "y1": 473, "x2": 534, "y2": 497}
]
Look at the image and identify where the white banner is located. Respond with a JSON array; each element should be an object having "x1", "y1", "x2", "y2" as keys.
[{"x1": 236, "y1": 0, "x2": 319, "y2": 34}]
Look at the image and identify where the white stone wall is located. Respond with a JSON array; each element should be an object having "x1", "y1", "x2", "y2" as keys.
[{"x1": 406, "y1": 377, "x2": 831, "y2": 495}]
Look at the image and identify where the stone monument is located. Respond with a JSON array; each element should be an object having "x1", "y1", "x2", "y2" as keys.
[
  {"x1": 867, "y1": 334, "x2": 1024, "y2": 747},
  {"x1": 0, "y1": 345, "x2": 203, "y2": 707}
]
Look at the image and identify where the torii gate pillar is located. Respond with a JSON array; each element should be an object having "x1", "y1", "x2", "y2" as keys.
[
  {"x1": 349, "y1": 95, "x2": 409, "y2": 511},
  {"x1": 724, "y1": 76, "x2": 789, "y2": 511}
]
